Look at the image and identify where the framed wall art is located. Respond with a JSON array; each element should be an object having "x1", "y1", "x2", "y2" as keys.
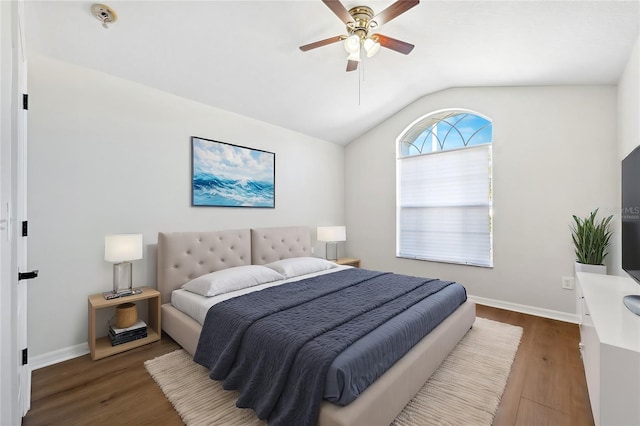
[{"x1": 191, "y1": 136, "x2": 275, "y2": 208}]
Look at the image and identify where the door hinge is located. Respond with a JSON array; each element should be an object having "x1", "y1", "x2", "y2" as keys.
[
  {"x1": 21, "y1": 348, "x2": 28, "y2": 365},
  {"x1": 23, "y1": 94, "x2": 28, "y2": 110},
  {"x1": 22, "y1": 221, "x2": 28, "y2": 237}
]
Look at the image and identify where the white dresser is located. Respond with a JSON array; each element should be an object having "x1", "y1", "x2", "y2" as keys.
[{"x1": 576, "y1": 272, "x2": 640, "y2": 426}]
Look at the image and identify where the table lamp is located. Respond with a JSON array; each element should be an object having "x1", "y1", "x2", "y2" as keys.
[
  {"x1": 317, "y1": 226, "x2": 346, "y2": 261},
  {"x1": 105, "y1": 234, "x2": 143, "y2": 294}
]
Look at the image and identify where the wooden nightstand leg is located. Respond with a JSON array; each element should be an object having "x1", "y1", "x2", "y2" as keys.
[
  {"x1": 148, "y1": 296, "x2": 160, "y2": 334},
  {"x1": 88, "y1": 300, "x2": 96, "y2": 360}
]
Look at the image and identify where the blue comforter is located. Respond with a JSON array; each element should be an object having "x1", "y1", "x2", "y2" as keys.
[{"x1": 194, "y1": 268, "x2": 461, "y2": 426}]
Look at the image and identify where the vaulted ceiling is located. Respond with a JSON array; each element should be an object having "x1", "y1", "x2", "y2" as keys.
[{"x1": 25, "y1": 1, "x2": 640, "y2": 145}]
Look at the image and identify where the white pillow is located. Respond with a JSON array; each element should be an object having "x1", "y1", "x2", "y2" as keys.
[
  {"x1": 181, "y1": 265, "x2": 285, "y2": 297},
  {"x1": 264, "y1": 257, "x2": 337, "y2": 278}
]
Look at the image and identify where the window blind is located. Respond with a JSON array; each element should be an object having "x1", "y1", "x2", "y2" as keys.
[{"x1": 397, "y1": 144, "x2": 492, "y2": 267}]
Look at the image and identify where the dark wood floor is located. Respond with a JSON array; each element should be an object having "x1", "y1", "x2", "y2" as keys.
[
  {"x1": 23, "y1": 305, "x2": 593, "y2": 426},
  {"x1": 478, "y1": 306, "x2": 593, "y2": 426}
]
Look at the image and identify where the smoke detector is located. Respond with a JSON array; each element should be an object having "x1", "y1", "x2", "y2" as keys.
[{"x1": 91, "y1": 4, "x2": 118, "y2": 29}]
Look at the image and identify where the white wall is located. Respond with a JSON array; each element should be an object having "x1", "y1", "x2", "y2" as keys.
[
  {"x1": 345, "y1": 86, "x2": 617, "y2": 315},
  {"x1": 27, "y1": 54, "x2": 344, "y2": 357},
  {"x1": 613, "y1": 36, "x2": 640, "y2": 277},
  {"x1": 618, "y1": 37, "x2": 640, "y2": 160}
]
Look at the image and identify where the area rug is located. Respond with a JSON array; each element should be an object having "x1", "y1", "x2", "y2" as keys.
[{"x1": 145, "y1": 317, "x2": 522, "y2": 426}]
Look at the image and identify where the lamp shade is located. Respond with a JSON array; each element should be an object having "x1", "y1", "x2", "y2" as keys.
[
  {"x1": 105, "y1": 234, "x2": 143, "y2": 263},
  {"x1": 344, "y1": 34, "x2": 360, "y2": 54},
  {"x1": 317, "y1": 226, "x2": 347, "y2": 242},
  {"x1": 363, "y1": 38, "x2": 380, "y2": 57}
]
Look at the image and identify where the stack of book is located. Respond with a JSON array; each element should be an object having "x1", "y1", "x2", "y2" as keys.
[{"x1": 109, "y1": 319, "x2": 147, "y2": 346}]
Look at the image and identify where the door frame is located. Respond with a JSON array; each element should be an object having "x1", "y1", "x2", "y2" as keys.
[
  {"x1": 0, "y1": 1, "x2": 29, "y2": 423},
  {"x1": 16, "y1": 0, "x2": 30, "y2": 416}
]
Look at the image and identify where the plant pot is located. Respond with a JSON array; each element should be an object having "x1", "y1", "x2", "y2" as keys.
[{"x1": 575, "y1": 262, "x2": 606, "y2": 275}]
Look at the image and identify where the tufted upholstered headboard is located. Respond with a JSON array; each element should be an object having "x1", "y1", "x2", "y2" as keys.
[
  {"x1": 157, "y1": 229, "x2": 252, "y2": 304},
  {"x1": 157, "y1": 226, "x2": 311, "y2": 304},
  {"x1": 251, "y1": 226, "x2": 311, "y2": 265}
]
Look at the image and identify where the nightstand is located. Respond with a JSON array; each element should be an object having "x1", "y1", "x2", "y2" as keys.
[
  {"x1": 88, "y1": 287, "x2": 161, "y2": 360},
  {"x1": 335, "y1": 257, "x2": 361, "y2": 268}
]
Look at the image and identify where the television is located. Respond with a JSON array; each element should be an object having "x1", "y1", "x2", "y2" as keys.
[{"x1": 622, "y1": 145, "x2": 640, "y2": 316}]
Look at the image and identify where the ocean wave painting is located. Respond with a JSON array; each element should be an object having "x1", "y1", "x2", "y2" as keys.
[{"x1": 191, "y1": 137, "x2": 275, "y2": 207}]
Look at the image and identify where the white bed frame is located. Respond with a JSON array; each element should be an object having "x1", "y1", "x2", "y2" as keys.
[{"x1": 157, "y1": 226, "x2": 476, "y2": 426}]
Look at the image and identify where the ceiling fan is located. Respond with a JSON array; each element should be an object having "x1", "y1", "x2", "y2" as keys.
[{"x1": 299, "y1": 0, "x2": 419, "y2": 72}]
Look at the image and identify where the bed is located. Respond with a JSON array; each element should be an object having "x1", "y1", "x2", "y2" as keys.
[{"x1": 158, "y1": 226, "x2": 476, "y2": 426}]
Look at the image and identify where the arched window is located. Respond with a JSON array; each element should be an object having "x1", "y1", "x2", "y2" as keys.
[{"x1": 396, "y1": 109, "x2": 493, "y2": 267}]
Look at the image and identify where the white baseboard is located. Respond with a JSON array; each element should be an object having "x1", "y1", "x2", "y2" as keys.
[
  {"x1": 469, "y1": 295, "x2": 580, "y2": 324},
  {"x1": 29, "y1": 342, "x2": 89, "y2": 371}
]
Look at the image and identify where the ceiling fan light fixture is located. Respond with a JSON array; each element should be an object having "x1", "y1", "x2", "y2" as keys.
[
  {"x1": 300, "y1": 0, "x2": 419, "y2": 72},
  {"x1": 363, "y1": 38, "x2": 380, "y2": 57},
  {"x1": 344, "y1": 34, "x2": 361, "y2": 54}
]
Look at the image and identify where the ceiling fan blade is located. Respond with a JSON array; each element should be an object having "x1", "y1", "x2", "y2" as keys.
[
  {"x1": 322, "y1": 0, "x2": 353, "y2": 25},
  {"x1": 372, "y1": 0, "x2": 419, "y2": 27},
  {"x1": 299, "y1": 35, "x2": 344, "y2": 52},
  {"x1": 374, "y1": 34, "x2": 415, "y2": 55},
  {"x1": 346, "y1": 59, "x2": 359, "y2": 72}
]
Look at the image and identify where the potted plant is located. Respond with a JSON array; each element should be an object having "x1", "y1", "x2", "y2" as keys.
[{"x1": 571, "y1": 208, "x2": 613, "y2": 274}]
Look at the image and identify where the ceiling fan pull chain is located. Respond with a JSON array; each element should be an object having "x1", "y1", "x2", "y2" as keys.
[{"x1": 358, "y1": 65, "x2": 361, "y2": 107}]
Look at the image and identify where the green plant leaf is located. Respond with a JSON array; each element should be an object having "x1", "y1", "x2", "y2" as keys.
[{"x1": 570, "y1": 208, "x2": 613, "y2": 265}]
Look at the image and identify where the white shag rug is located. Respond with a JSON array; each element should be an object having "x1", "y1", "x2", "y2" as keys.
[{"x1": 145, "y1": 317, "x2": 522, "y2": 425}]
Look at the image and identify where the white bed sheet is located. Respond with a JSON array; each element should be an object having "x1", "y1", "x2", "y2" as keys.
[{"x1": 171, "y1": 265, "x2": 352, "y2": 325}]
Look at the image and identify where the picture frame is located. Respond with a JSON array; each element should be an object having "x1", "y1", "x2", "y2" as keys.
[{"x1": 191, "y1": 136, "x2": 275, "y2": 208}]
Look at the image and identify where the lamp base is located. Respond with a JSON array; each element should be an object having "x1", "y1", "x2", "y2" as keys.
[
  {"x1": 103, "y1": 288, "x2": 142, "y2": 300},
  {"x1": 326, "y1": 242, "x2": 338, "y2": 261},
  {"x1": 113, "y1": 262, "x2": 133, "y2": 293}
]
